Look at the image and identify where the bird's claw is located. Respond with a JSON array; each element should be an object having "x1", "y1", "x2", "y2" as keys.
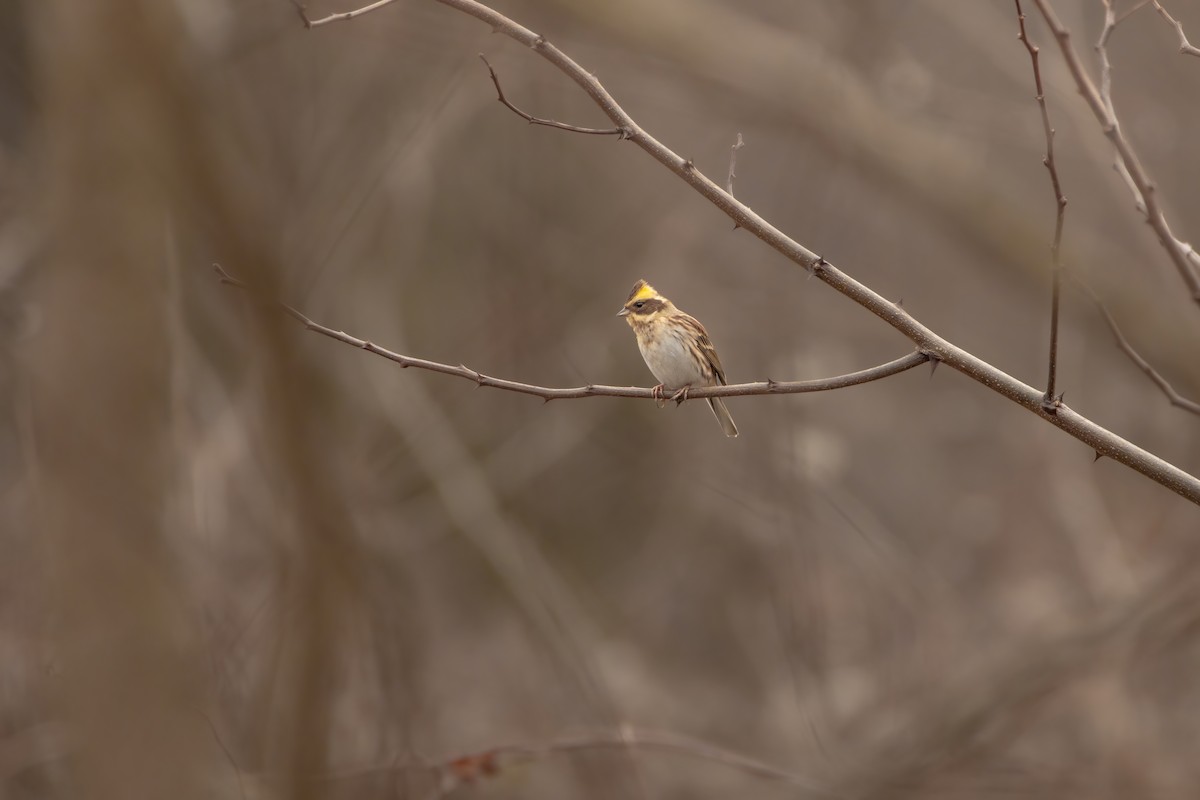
[{"x1": 651, "y1": 383, "x2": 668, "y2": 408}]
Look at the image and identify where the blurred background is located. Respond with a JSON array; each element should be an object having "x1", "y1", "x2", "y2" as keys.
[{"x1": 3, "y1": 0, "x2": 1200, "y2": 798}]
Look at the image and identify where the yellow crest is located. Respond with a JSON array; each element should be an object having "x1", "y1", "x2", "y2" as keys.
[{"x1": 628, "y1": 279, "x2": 659, "y2": 303}]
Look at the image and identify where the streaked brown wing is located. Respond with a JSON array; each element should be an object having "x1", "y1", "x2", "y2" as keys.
[{"x1": 681, "y1": 313, "x2": 728, "y2": 385}]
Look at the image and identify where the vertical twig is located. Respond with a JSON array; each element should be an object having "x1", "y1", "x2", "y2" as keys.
[
  {"x1": 726, "y1": 132, "x2": 744, "y2": 196},
  {"x1": 727, "y1": 132, "x2": 744, "y2": 229},
  {"x1": 1015, "y1": 0, "x2": 1068, "y2": 410}
]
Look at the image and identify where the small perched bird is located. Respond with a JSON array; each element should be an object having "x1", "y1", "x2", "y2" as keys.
[{"x1": 617, "y1": 279, "x2": 738, "y2": 438}]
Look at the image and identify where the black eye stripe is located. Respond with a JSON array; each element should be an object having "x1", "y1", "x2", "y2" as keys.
[{"x1": 629, "y1": 298, "x2": 665, "y2": 314}]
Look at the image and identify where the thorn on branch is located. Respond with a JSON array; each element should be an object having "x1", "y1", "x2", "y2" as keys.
[{"x1": 1094, "y1": 450, "x2": 1105, "y2": 463}]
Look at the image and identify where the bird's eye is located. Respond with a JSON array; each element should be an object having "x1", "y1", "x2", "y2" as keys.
[{"x1": 634, "y1": 301, "x2": 645, "y2": 309}]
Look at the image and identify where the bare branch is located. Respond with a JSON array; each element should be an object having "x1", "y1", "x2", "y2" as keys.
[
  {"x1": 300, "y1": 1, "x2": 1200, "y2": 503},
  {"x1": 214, "y1": 264, "x2": 928, "y2": 400},
  {"x1": 1014, "y1": 1, "x2": 1069, "y2": 412},
  {"x1": 479, "y1": 55, "x2": 627, "y2": 137},
  {"x1": 1066, "y1": 273, "x2": 1200, "y2": 416},
  {"x1": 1032, "y1": 0, "x2": 1200, "y2": 303}
]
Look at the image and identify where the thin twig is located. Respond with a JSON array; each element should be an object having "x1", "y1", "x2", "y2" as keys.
[
  {"x1": 1151, "y1": 0, "x2": 1200, "y2": 57},
  {"x1": 1066, "y1": 273, "x2": 1200, "y2": 416},
  {"x1": 726, "y1": 132, "x2": 744, "y2": 196},
  {"x1": 1116, "y1": 0, "x2": 1152, "y2": 25},
  {"x1": 1014, "y1": 0, "x2": 1069, "y2": 412},
  {"x1": 1032, "y1": 0, "x2": 1200, "y2": 303},
  {"x1": 214, "y1": 264, "x2": 927, "y2": 400},
  {"x1": 299, "y1": 1, "x2": 1200, "y2": 503},
  {"x1": 301, "y1": 0, "x2": 402, "y2": 26},
  {"x1": 479, "y1": 55, "x2": 626, "y2": 136},
  {"x1": 727, "y1": 132, "x2": 744, "y2": 229},
  {"x1": 201, "y1": 711, "x2": 248, "y2": 800}
]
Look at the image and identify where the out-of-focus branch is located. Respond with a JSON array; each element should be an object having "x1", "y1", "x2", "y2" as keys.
[
  {"x1": 1014, "y1": 0, "x2": 1069, "y2": 410},
  {"x1": 1067, "y1": 274, "x2": 1200, "y2": 416},
  {"x1": 1150, "y1": 0, "x2": 1200, "y2": 57},
  {"x1": 1033, "y1": 0, "x2": 1200, "y2": 303},
  {"x1": 847, "y1": 568, "x2": 1200, "y2": 799},
  {"x1": 214, "y1": 264, "x2": 928, "y2": 399},
  {"x1": 302, "y1": 0, "x2": 399, "y2": 25},
  {"x1": 322, "y1": 728, "x2": 836, "y2": 799},
  {"x1": 296, "y1": 1, "x2": 1200, "y2": 504}
]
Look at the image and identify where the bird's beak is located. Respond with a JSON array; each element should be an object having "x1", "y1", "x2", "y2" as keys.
[{"x1": 616, "y1": 307, "x2": 629, "y2": 317}]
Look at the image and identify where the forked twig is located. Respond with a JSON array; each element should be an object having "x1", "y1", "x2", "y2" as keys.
[
  {"x1": 479, "y1": 55, "x2": 627, "y2": 137},
  {"x1": 1032, "y1": 0, "x2": 1200, "y2": 303}
]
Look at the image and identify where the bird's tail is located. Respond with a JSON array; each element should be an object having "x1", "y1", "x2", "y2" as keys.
[{"x1": 707, "y1": 397, "x2": 738, "y2": 438}]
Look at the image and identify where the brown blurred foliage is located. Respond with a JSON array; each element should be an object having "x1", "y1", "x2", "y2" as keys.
[{"x1": 2, "y1": 0, "x2": 1200, "y2": 798}]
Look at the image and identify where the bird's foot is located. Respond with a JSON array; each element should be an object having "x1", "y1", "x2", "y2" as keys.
[{"x1": 651, "y1": 383, "x2": 668, "y2": 408}]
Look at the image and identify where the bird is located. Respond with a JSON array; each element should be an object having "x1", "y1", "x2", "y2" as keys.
[{"x1": 617, "y1": 279, "x2": 738, "y2": 437}]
